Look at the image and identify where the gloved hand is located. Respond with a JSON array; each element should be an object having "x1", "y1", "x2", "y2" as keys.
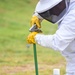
[
  {"x1": 30, "y1": 16, "x2": 41, "y2": 28},
  {"x1": 27, "y1": 32, "x2": 38, "y2": 44}
]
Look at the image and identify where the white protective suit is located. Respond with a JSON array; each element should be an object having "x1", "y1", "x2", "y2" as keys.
[{"x1": 34, "y1": 0, "x2": 75, "y2": 75}]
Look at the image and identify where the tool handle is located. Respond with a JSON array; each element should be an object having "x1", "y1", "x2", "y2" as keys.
[
  {"x1": 29, "y1": 25, "x2": 39, "y2": 75},
  {"x1": 33, "y1": 44, "x2": 39, "y2": 75}
]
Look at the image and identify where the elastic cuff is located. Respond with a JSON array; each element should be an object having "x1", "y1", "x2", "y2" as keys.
[{"x1": 33, "y1": 12, "x2": 43, "y2": 20}]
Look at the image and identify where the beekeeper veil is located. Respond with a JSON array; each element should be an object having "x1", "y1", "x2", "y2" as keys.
[{"x1": 35, "y1": 0, "x2": 66, "y2": 23}]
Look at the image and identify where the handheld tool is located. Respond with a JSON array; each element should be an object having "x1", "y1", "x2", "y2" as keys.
[{"x1": 29, "y1": 24, "x2": 40, "y2": 75}]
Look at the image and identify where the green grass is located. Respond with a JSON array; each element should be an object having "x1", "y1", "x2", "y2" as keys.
[{"x1": 0, "y1": 0, "x2": 66, "y2": 75}]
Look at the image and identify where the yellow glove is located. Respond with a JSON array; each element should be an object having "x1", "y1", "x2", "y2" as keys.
[
  {"x1": 27, "y1": 32, "x2": 38, "y2": 44},
  {"x1": 30, "y1": 16, "x2": 41, "y2": 28}
]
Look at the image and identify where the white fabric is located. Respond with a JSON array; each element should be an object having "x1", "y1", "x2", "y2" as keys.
[
  {"x1": 34, "y1": 0, "x2": 67, "y2": 24},
  {"x1": 35, "y1": 0, "x2": 62, "y2": 13},
  {"x1": 61, "y1": 41, "x2": 75, "y2": 75},
  {"x1": 35, "y1": 0, "x2": 75, "y2": 74},
  {"x1": 35, "y1": 0, "x2": 75, "y2": 52},
  {"x1": 35, "y1": 34, "x2": 53, "y2": 48}
]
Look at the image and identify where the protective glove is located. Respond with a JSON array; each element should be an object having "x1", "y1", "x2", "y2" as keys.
[
  {"x1": 30, "y1": 16, "x2": 41, "y2": 28},
  {"x1": 27, "y1": 32, "x2": 38, "y2": 44}
]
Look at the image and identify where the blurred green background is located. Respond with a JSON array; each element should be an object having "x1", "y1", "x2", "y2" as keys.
[{"x1": 0, "y1": 0, "x2": 66, "y2": 75}]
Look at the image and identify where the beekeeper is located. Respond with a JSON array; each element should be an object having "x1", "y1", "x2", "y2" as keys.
[{"x1": 27, "y1": 0, "x2": 75, "y2": 75}]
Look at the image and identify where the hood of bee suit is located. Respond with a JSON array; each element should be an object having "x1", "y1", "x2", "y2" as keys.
[
  {"x1": 35, "y1": 0, "x2": 70, "y2": 24},
  {"x1": 35, "y1": 0, "x2": 62, "y2": 13}
]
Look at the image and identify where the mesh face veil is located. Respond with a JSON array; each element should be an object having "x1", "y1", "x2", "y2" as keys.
[{"x1": 38, "y1": 0, "x2": 66, "y2": 23}]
